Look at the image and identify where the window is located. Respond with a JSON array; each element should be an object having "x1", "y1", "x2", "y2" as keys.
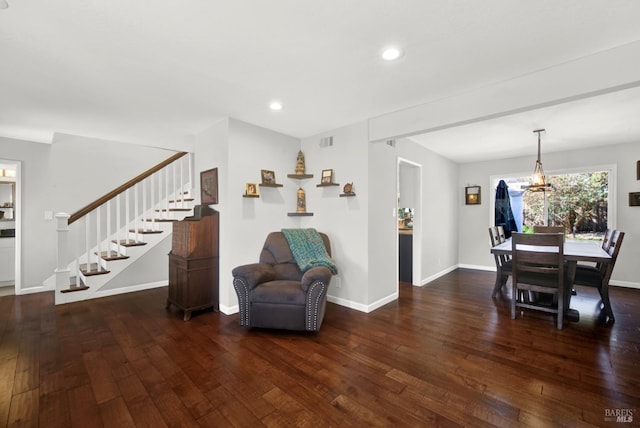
[{"x1": 491, "y1": 165, "x2": 616, "y2": 241}]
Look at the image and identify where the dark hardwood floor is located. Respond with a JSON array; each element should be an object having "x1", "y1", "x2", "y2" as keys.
[{"x1": 1, "y1": 269, "x2": 639, "y2": 427}]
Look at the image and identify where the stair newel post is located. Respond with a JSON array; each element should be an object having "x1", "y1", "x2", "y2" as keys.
[{"x1": 54, "y1": 213, "x2": 71, "y2": 300}]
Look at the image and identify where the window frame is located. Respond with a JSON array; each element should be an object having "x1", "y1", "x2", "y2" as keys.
[{"x1": 489, "y1": 163, "x2": 617, "y2": 232}]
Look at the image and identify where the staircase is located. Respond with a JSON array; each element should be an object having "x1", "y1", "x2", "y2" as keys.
[{"x1": 52, "y1": 152, "x2": 194, "y2": 305}]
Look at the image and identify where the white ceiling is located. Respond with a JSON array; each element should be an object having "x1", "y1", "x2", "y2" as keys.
[{"x1": 1, "y1": 1, "x2": 640, "y2": 161}]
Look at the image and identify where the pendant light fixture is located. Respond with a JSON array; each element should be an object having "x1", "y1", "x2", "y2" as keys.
[{"x1": 524, "y1": 129, "x2": 553, "y2": 192}]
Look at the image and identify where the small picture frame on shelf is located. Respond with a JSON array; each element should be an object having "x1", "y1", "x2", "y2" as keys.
[
  {"x1": 321, "y1": 169, "x2": 333, "y2": 184},
  {"x1": 200, "y1": 167, "x2": 218, "y2": 205},
  {"x1": 630, "y1": 192, "x2": 640, "y2": 206},
  {"x1": 261, "y1": 169, "x2": 276, "y2": 185},
  {"x1": 245, "y1": 183, "x2": 258, "y2": 196},
  {"x1": 465, "y1": 185, "x2": 481, "y2": 205},
  {"x1": 637, "y1": 160, "x2": 640, "y2": 180}
]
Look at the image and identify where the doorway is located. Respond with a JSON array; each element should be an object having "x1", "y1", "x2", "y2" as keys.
[
  {"x1": 0, "y1": 159, "x2": 19, "y2": 296},
  {"x1": 397, "y1": 157, "x2": 422, "y2": 287}
]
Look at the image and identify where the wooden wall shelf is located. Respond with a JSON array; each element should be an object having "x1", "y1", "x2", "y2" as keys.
[
  {"x1": 316, "y1": 182, "x2": 340, "y2": 187},
  {"x1": 287, "y1": 174, "x2": 314, "y2": 179},
  {"x1": 259, "y1": 183, "x2": 283, "y2": 188},
  {"x1": 242, "y1": 194, "x2": 259, "y2": 198},
  {"x1": 339, "y1": 192, "x2": 356, "y2": 197},
  {"x1": 287, "y1": 212, "x2": 314, "y2": 216}
]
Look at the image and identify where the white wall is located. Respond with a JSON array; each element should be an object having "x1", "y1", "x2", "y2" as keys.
[
  {"x1": 458, "y1": 141, "x2": 640, "y2": 288},
  {"x1": 0, "y1": 137, "x2": 53, "y2": 291},
  {"x1": 396, "y1": 138, "x2": 460, "y2": 284},
  {"x1": 195, "y1": 118, "x2": 302, "y2": 313},
  {"x1": 301, "y1": 122, "x2": 370, "y2": 311},
  {"x1": 50, "y1": 133, "x2": 175, "y2": 213}
]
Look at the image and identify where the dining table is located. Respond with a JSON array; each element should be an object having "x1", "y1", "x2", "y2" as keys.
[{"x1": 491, "y1": 238, "x2": 612, "y2": 321}]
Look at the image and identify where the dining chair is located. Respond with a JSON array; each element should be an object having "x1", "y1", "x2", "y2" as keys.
[
  {"x1": 532, "y1": 225, "x2": 565, "y2": 234},
  {"x1": 573, "y1": 230, "x2": 624, "y2": 321},
  {"x1": 497, "y1": 225, "x2": 507, "y2": 242},
  {"x1": 511, "y1": 232, "x2": 567, "y2": 329},
  {"x1": 489, "y1": 226, "x2": 511, "y2": 297}
]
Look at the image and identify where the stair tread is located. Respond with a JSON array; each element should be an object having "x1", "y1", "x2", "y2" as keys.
[
  {"x1": 155, "y1": 208, "x2": 192, "y2": 212},
  {"x1": 60, "y1": 285, "x2": 90, "y2": 293},
  {"x1": 97, "y1": 251, "x2": 130, "y2": 261},
  {"x1": 80, "y1": 263, "x2": 110, "y2": 276},
  {"x1": 145, "y1": 218, "x2": 178, "y2": 223},
  {"x1": 129, "y1": 229, "x2": 163, "y2": 234},
  {"x1": 168, "y1": 198, "x2": 195, "y2": 203},
  {"x1": 113, "y1": 239, "x2": 147, "y2": 247}
]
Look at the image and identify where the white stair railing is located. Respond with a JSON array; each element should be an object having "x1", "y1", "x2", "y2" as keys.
[{"x1": 54, "y1": 153, "x2": 193, "y2": 302}]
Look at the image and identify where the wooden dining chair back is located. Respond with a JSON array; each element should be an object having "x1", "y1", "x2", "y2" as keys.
[
  {"x1": 533, "y1": 225, "x2": 564, "y2": 234},
  {"x1": 511, "y1": 232, "x2": 566, "y2": 329},
  {"x1": 574, "y1": 230, "x2": 625, "y2": 321},
  {"x1": 497, "y1": 226, "x2": 507, "y2": 243},
  {"x1": 489, "y1": 226, "x2": 512, "y2": 297}
]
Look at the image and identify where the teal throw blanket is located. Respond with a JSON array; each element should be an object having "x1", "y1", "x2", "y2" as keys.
[{"x1": 282, "y1": 228, "x2": 337, "y2": 274}]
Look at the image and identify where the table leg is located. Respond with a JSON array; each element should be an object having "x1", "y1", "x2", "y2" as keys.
[{"x1": 565, "y1": 261, "x2": 579, "y2": 322}]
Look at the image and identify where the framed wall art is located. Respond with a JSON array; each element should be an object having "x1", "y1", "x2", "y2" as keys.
[
  {"x1": 200, "y1": 167, "x2": 218, "y2": 204},
  {"x1": 261, "y1": 169, "x2": 276, "y2": 185},
  {"x1": 321, "y1": 169, "x2": 333, "y2": 184},
  {"x1": 465, "y1": 185, "x2": 481, "y2": 205},
  {"x1": 246, "y1": 183, "x2": 258, "y2": 196}
]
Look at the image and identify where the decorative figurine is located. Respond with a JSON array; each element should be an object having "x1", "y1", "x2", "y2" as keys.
[
  {"x1": 343, "y1": 182, "x2": 353, "y2": 194},
  {"x1": 295, "y1": 150, "x2": 306, "y2": 175},
  {"x1": 296, "y1": 187, "x2": 306, "y2": 213}
]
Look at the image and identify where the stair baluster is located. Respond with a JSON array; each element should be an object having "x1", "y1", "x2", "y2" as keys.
[
  {"x1": 54, "y1": 152, "x2": 191, "y2": 304},
  {"x1": 116, "y1": 194, "x2": 122, "y2": 254},
  {"x1": 85, "y1": 214, "x2": 91, "y2": 273},
  {"x1": 96, "y1": 206, "x2": 101, "y2": 271}
]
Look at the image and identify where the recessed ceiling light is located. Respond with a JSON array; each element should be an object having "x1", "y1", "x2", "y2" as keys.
[
  {"x1": 382, "y1": 47, "x2": 403, "y2": 61},
  {"x1": 269, "y1": 101, "x2": 283, "y2": 111}
]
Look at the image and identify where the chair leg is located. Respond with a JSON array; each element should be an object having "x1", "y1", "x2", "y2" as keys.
[
  {"x1": 598, "y1": 286, "x2": 615, "y2": 321},
  {"x1": 511, "y1": 283, "x2": 517, "y2": 320},
  {"x1": 492, "y1": 274, "x2": 508, "y2": 297},
  {"x1": 491, "y1": 274, "x2": 502, "y2": 297},
  {"x1": 557, "y1": 290, "x2": 564, "y2": 329}
]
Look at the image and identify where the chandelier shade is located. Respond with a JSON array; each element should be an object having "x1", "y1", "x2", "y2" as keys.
[{"x1": 524, "y1": 129, "x2": 553, "y2": 192}]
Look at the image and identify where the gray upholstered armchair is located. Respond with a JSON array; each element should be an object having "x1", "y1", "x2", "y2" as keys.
[{"x1": 232, "y1": 230, "x2": 335, "y2": 331}]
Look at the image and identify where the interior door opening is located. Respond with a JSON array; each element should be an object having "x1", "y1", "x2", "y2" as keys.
[{"x1": 397, "y1": 157, "x2": 422, "y2": 288}]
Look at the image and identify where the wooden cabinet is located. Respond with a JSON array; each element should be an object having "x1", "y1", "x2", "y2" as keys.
[{"x1": 166, "y1": 206, "x2": 219, "y2": 320}]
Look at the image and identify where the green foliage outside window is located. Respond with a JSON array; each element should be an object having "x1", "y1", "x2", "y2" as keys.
[{"x1": 522, "y1": 171, "x2": 608, "y2": 235}]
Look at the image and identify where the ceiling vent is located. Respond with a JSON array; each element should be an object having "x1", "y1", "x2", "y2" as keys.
[
  {"x1": 386, "y1": 139, "x2": 396, "y2": 148},
  {"x1": 320, "y1": 136, "x2": 334, "y2": 148}
]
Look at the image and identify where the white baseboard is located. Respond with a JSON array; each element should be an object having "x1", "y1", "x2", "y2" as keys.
[
  {"x1": 420, "y1": 264, "x2": 461, "y2": 286},
  {"x1": 610, "y1": 280, "x2": 640, "y2": 289},
  {"x1": 219, "y1": 303, "x2": 238, "y2": 315},
  {"x1": 92, "y1": 281, "x2": 167, "y2": 299},
  {"x1": 327, "y1": 291, "x2": 398, "y2": 313}
]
